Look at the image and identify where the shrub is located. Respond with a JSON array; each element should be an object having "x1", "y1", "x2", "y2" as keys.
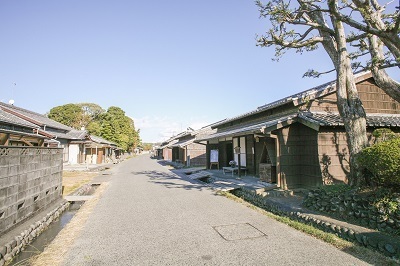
[{"x1": 358, "y1": 137, "x2": 400, "y2": 188}]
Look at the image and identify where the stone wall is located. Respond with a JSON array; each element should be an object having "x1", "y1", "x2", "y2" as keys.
[
  {"x1": 0, "y1": 146, "x2": 63, "y2": 235},
  {"x1": 304, "y1": 189, "x2": 400, "y2": 236},
  {"x1": 0, "y1": 201, "x2": 69, "y2": 265}
]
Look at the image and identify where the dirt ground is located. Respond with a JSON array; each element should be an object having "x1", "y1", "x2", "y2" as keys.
[{"x1": 62, "y1": 171, "x2": 99, "y2": 196}]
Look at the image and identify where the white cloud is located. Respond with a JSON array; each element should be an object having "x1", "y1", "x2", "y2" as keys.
[{"x1": 132, "y1": 115, "x2": 212, "y2": 143}]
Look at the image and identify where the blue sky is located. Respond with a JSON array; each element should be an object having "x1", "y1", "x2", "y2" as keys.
[{"x1": 0, "y1": 1, "x2": 398, "y2": 143}]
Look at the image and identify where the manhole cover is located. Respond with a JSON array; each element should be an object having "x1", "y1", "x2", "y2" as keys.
[{"x1": 213, "y1": 223, "x2": 267, "y2": 241}]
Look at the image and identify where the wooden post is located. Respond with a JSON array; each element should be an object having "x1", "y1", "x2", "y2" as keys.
[{"x1": 237, "y1": 144, "x2": 241, "y2": 178}]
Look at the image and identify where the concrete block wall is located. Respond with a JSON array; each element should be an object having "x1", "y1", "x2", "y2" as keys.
[{"x1": 0, "y1": 146, "x2": 63, "y2": 235}]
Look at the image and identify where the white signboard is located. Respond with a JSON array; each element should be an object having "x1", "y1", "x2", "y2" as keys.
[{"x1": 210, "y1": 149, "x2": 219, "y2": 163}]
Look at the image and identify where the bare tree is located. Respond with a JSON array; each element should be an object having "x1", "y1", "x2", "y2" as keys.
[
  {"x1": 328, "y1": 0, "x2": 400, "y2": 102},
  {"x1": 256, "y1": 0, "x2": 371, "y2": 186}
]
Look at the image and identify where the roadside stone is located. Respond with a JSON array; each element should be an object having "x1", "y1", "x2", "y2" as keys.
[
  {"x1": 14, "y1": 236, "x2": 20, "y2": 246},
  {"x1": 10, "y1": 240, "x2": 17, "y2": 249},
  {"x1": 355, "y1": 233, "x2": 364, "y2": 245},
  {"x1": 3, "y1": 254, "x2": 11, "y2": 263},
  {"x1": 0, "y1": 246, "x2": 6, "y2": 257},
  {"x1": 0, "y1": 258, "x2": 4, "y2": 266},
  {"x1": 378, "y1": 241, "x2": 386, "y2": 252},
  {"x1": 348, "y1": 230, "x2": 355, "y2": 240},
  {"x1": 362, "y1": 235, "x2": 368, "y2": 246},
  {"x1": 385, "y1": 243, "x2": 396, "y2": 254},
  {"x1": 368, "y1": 237, "x2": 378, "y2": 248},
  {"x1": 5, "y1": 244, "x2": 11, "y2": 254},
  {"x1": 330, "y1": 224, "x2": 336, "y2": 232}
]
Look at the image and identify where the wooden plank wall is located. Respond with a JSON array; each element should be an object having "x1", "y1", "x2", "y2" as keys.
[
  {"x1": 187, "y1": 143, "x2": 207, "y2": 166},
  {"x1": 357, "y1": 79, "x2": 400, "y2": 114},
  {"x1": 317, "y1": 128, "x2": 349, "y2": 184},
  {"x1": 278, "y1": 124, "x2": 322, "y2": 189},
  {"x1": 245, "y1": 136, "x2": 255, "y2": 175},
  {"x1": 310, "y1": 78, "x2": 400, "y2": 114}
]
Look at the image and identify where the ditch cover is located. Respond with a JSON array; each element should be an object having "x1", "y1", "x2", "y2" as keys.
[{"x1": 213, "y1": 223, "x2": 267, "y2": 241}]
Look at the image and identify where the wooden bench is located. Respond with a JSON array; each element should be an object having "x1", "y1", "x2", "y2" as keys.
[{"x1": 222, "y1": 166, "x2": 247, "y2": 177}]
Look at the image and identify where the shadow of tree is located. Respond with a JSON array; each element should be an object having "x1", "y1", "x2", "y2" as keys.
[
  {"x1": 131, "y1": 170, "x2": 215, "y2": 192},
  {"x1": 320, "y1": 154, "x2": 334, "y2": 185},
  {"x1": 332, "y1": 132, "x2": 350, "y2": 181}
]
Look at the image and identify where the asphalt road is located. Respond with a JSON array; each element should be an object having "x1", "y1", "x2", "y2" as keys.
[{"x1": 62, "y1": 155, "x2": 369, "y2": 265}]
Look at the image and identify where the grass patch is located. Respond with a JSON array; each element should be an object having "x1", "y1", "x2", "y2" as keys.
[
  {"x1": 62, "y1": 171, "x2": 98, "y2": 195},
  {"x1": 218, "y1": 191, "x2": 399, "y2": 266}
]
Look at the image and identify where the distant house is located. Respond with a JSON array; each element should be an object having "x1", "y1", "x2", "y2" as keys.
[
  {"x1": 0, "y1": 102, "x2": 87, "y2": 163},
  {"x1": 84, "y1": 135, "x2": 119, "y2": 164},
  {"x1": 196, "y1": 72, "x2": 400, "y2": 189},
  {"x1": 0, "y1": 102, "x2": 119, "y2": 165},
  {"x1": 170, "y1": 127, "x2": 213, "y2": 167},
  {"x1": 158, "y1": 136, "x2": 180, "y2": 161},
  {"x1": 157, "y1": 126, "x2": 216, "y2": 167}
]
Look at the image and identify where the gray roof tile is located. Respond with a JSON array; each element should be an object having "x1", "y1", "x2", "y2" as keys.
[
  {"x1": 0, "y1": 109, "x2": 39, "y2": 129},
  {"x1": 0, "y1": 102, "x2": 73, "y2": 131},
  {"x1": 300, "y1": 112, "x2": 400, "y2": 127},
  {"x1": 212, "y1": 71, "x2": 372, "y2": 128}
]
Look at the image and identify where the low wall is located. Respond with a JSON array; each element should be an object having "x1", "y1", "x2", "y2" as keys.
[
  {"x1": 0, "y1": 201, "x2": 69, "y2": 265},
  {"x1": 0, "y1": 146, "x2": 63, "y2": 235}
]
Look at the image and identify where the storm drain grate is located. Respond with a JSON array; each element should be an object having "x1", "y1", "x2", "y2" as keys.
[{"x1": 213, "y1": 223, "x2": 267, "y2": 241}]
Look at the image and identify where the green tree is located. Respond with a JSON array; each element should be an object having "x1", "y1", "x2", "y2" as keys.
[
  {"x1": 48, "y1": 103, "x2": 141, "y2": 151},
  {"x1": 48, "y1": 103, "x2": 85, "y2": 129},
  {"x1": 78, "y1": 103, "x2": 104, "y2": 119},
  {"x1": 98, "y1": 106, "x2": 140, "y2": 151}
]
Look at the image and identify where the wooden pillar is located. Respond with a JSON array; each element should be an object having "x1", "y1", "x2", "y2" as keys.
[{"x1": 269, "y1": 133, "x2": 281, "y2": 188}]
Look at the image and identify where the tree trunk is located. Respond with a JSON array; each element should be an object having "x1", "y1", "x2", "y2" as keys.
[
  {"x1": 304, "y1": 0, "x2": 369, "y2": 186},
  {"x1": 334, "y1": 14, "x2": 368, "y2": 187},
  {"x1": 368, "y1": 35, "x2": 400, "y2": 103}
]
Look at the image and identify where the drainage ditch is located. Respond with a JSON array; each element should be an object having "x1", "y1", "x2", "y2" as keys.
[{"x1": 6, "y1": 184, "x2": 99, "y2": 266}]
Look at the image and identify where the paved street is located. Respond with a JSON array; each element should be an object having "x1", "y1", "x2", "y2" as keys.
[{"x1": 62, "y1": 155, "x2": 369, "y2": 265}]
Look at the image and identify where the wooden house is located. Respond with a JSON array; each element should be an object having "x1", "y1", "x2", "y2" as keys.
[
  {"x1": 169, "y1": 127, "x2": 212, "y2": 167},
  {"x1": 0, "y1": 102, "x2": 87, "y2": 163},
  {"x1": 197, "y1": 72, "x2": 400, "y2": 189},
  {"x1": 0, "y1": 107, "x2": 48, "y2": 146},
  {"x1": 84, "y1": 135, "x2": 119, "y2": 164},
  {"x1": 0, "y1": 102, "x2": 120, "y2": 165},
  {"x1": 157, "y1": 126, "x2": 214, "y2": 166}
]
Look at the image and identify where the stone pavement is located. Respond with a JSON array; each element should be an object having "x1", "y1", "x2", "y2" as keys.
[{"x1": 59, "y1": 155, "x2": 371, "y2": 265}]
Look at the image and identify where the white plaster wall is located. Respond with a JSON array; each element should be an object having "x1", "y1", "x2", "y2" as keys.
[{"x1": 68, "y1": 144, "x2": 80, "y2": 164}]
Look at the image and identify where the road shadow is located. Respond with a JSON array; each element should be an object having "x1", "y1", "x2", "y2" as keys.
[{"x1": 132, "y1": 170, "x2": 215, "y2": 192}]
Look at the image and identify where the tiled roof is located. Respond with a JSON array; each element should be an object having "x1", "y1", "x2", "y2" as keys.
[
  {"x1": 170, "y1": 138, "x2": 195, "y2": 148},
  {"x1": 212, "y1": 71, "x2": 372, "y2": 128},
  {"x1": 197, "y1": 111, "x2": 400, "y2": 142},
  {"x1": 0, "y1": 102, "x2": 72, "y2": 131},
  {"x1": 0, "y1": 109, "x2": 39, "y2": 129},
  {"x1": 193, "y1": 126, "x2": 216, "y2": 141},
  {"x1": 89, "y1": 135, "x2": 117, "y2": 145},
  {"x1": 197, "y1": 114, "x2": 297, "y2": 141},
  {"x1": 67, "y1": 129, "x2": 88, "y2": 140},
  {"x1": 160, "y1": 139, "x2": 179, "y2": 149},
  {"x1": 299, "y1": 112, "x2": 400, "y2": 127}
]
